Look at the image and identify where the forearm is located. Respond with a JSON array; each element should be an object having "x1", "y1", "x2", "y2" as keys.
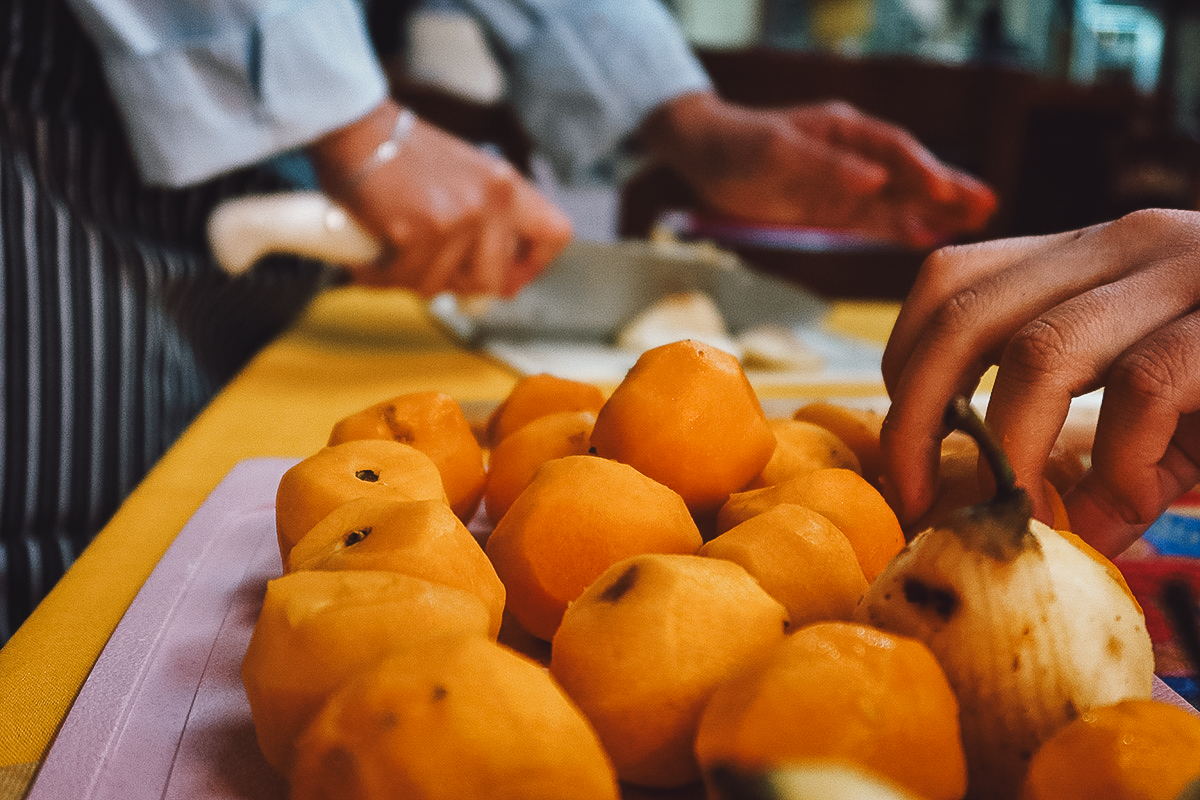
[{"x1": 66, "y1": 0, "x2": 389, "y2": 187}]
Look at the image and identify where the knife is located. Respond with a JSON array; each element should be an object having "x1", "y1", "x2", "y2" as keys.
[{"x1": 206, "y1": 191, "x2": 383, "y2": 276}]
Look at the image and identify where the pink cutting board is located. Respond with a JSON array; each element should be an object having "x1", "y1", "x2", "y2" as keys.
[
  {"x1": 25, "y1": 457, "x2": 1197, "y2": 800},
  {"x1": 27, "y1": 458, "x2": 297, "y2": 800}
]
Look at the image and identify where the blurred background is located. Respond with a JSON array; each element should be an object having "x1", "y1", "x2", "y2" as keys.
[{"x1": 387, "y1": 0, "x2": 1200, "y2": 298}]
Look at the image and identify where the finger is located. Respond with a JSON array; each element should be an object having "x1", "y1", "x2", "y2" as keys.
[
  {"x1": 984, "y1": 268, "x2": 1197, "y2": 523},
  {"x1": 505, "y1": 183, "x2": 572, "y2": 296},
  {"x1": 880, "y1": 227, "x2": 1129, "y2": 523},
  {"x1": 1083, "y1": 313, "x2": 1200, "y2": 534},
  {"x1": 882, "y1": 232, "x2": 1076, "y2": 394},
  {"x1": 415, "y1": 225, "x2": 477, "y2": 297}
]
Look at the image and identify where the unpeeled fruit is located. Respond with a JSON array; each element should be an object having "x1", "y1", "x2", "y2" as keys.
[
  {"x1": 327, "y1": 391, "x2": 487, "y2": 522},
  {"x1": 589, "y1": 339, "x2": 776, "y2": 516},
  {"x1": 695, "y1": 621, "x2": 967, "y2": 800},
  {"x1": 290, "y1": 634, "x2": 619, "y2": 800},
  {"x1": 485, "y1": 454, "x2": 702, "y2": 641},
  {"x1": 285, "y1": 497, "x2": 505, "y2": 638},
  {"x1": 550, "y1": 552, "x2": 790, "y2": 788}
]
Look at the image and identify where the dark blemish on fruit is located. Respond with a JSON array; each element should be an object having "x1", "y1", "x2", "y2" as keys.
[
  {"x1": 383, "y1": 408, "x2": 417, "y2": 444},
  {"x1": 600, "y1": 564, "x2": 639, "y2": 603},
  {"x1": 1063, "y1": 698, "x2": 1079, "y2": 721},
  {"x1": 355, "y1": 469, "x2": 380, "y2": 482},
  {"x1": 1107, "y1": 635, "x2": 1123, "y2": 658},
  {"x1": 431, "y1": 684, "x2": 448, "y2": 702},
  {"x1": 380, "y1": 711, "x2": 399, "y2": 729},
  {"x1": 344, "y1": 527, "x2": 371, "y2": 547},
  {"x1": 588, "y1": 446, "x2": 598, "y2": 455},
  {"x1": 1011, "y1": 654, "x2": 1020, "y2": 672},
  {"x1": 902, "y1": 577, "x2": 959, "y2": 621}
]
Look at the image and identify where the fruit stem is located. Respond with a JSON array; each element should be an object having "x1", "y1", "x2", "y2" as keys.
[{"x1": 943, "y1": 395, "x2": 1033, "y2": 561}]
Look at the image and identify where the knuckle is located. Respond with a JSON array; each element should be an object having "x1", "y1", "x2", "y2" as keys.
[
  {"x1": 1108, "y1": 342, "x2": 1182, "y2": 406},
  {"x1": 1002, "y1": 319, "x2": 1074, "y2": 384}
]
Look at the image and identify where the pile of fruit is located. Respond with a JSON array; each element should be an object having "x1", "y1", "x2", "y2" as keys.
[{"x1": 241, "y1": 339, "x2": 1200, "y2": 800}]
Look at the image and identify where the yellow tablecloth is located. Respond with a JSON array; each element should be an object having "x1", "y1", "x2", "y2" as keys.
[{"x1": 0, "y1": 286, "x2": 900, "y2": 797}]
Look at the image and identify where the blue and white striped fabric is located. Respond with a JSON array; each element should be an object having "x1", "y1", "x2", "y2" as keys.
[{"x1": 0, "y1": 0, "x2": 328, "y2": 641}]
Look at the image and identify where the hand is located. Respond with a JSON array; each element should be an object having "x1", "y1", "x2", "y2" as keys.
[
  {"x1": 880, "y1": 208, "x2": 1200, "y2": 557},
  {"x1": 639, "y1": 92, "x2": 997, "y2": 249},
  {"x1": 310, "y1": 100, "x2": 572, "y2": 297}
]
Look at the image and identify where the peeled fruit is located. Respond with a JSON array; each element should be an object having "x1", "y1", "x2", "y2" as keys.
[
  {"x1": 485, "y1": 373, "x2": 605, "y2": 447},
  {"x1": 744, "y1": 418, "x2": 861, "y2": 490},
  {"x1": 290, "y1": 634, "x2": 619, "y2": 800},
  {"x1": 275, "y1": 439, "x2": 448, "y2": 562},
  {"x1": 485, "y1": 455, "x2": 702, "y2": 641},
  {"x1": 718, "y1": 468, "x2": 905, "y2": 581},
  {"x1": 550, "y1": 552, "x2": 790, "y2": 788},
  {"x1": 708, "y1": 763, "x2": 928, "y2": 800},
  {"x1": 791, "y1": 401, "x2": 885, "y2": 486},
  {"x1": 285, "y1": 497, "x2": 505, "y2": 638},
  {"x1": 240, "y1": 570, "x2": 492, "y2": 773},
  {"x1": 1020, "y1": 698, "x2": 1200, "y2": 800},
  {"x1": 698, "y1": 503, "x2": 867, "y2": 627},
  {"x1": 695, "y1": 621, "x2": 967, "y2": 800},
  {"x1": 482, "y1": 410, "x2": 595, "y2": 524},
  {"x1": 589, "y1": 339, "x2": 776, "y2": 516},
  {"x1": 856, "y1": 397, "x2": 1154, "y2": 800},
  {"x1": 327, "y1": 391, "x2": 487, "y2": 522}
]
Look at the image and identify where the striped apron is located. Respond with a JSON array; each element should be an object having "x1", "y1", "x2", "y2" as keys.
[{"x1": 0, "y1": 0, "x2": 333, "y2": 641}]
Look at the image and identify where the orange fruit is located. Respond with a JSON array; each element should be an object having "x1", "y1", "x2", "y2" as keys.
[
  {"x1": 912, "y1": 439, "x2": 1072, "y2": 534},
  {"x1": 695, "y1": 620, "x2": 967, "y2": 800},
  {"x1": 550, "y1": 553, "x2": 790, "y2": 788},
  {"x1": 327, "y1": 391, "x2": 487, "y2": 522},
  {"x1": 1020, "y1": 698, "x2": 1200, "y2": 800},
  {"x1": 792, "y1": 401, "x2": 886, "y2": 486},
  {"x1": 589, "y1": 339, "x2": 776, "y2": 516},
  {"x1": 698, "y1": 503, "x2": 868, "y2": 627},
  {"x1": 745, "y1": 418, "x2": 861, "y2": 490},
  {"x1": 485, "y1": 373, "x2": 605, "y2": 447},
  {"x1": 275, "y1": 439, "x2": 448, "y2": 562},
  {"x1": 718, "y1": 468, "x2": 905, "y2": 581},
  {"x1": 482, "y1": 410, "x2": 595, "y2": 524},
  {"x1": 285, "y1": 633, "x2": 614, "y2": 800},
  {"x1": 285, "y1": 497, "x2": 505, "y2": 638},
  {"x1": 290, "y1": 634, "x2": 620, "y2": 800},
  {"x1": 240, "y1": 570, "x2": 492, "y2": 773},
  {"x1": 485, "y1": 455, "x2": 702, "y2": 641}
]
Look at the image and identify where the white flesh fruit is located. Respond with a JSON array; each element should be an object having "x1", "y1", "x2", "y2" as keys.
[{"x1": 856, "y1": 516, "x2": 1153, "y2": 800}]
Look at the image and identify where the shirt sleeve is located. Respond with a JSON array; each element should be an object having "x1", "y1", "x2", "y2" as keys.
[
  {"x1": 66, "y1": 0, "x2": 390, "y2": 187},
  {"x1": 446, "y1": 0, "x2": 713, "y2": 185}
]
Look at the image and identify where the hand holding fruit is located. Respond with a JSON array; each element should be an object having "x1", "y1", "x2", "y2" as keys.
[{"x1": 880, "y1": 208, "x2": 1200, "y2": 558}]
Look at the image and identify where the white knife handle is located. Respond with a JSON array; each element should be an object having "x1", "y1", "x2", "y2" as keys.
[{"x1": 206, "y1": 191, "x2": 384, "y2": 276}]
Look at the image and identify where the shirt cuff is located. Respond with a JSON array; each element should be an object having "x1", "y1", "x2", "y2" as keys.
[{"x1": 94, "y1": 0, "x2": 389, "y2": 187}]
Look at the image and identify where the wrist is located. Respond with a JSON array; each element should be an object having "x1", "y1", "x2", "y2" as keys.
[
  {"x1": 638, "y1": 91, "x2": 740, "y2": 185},
  {"x1": 311, "y1": 99, "x2": 414, "y2": 196}
]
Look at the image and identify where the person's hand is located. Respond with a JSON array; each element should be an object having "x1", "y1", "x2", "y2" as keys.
[
  {"x1": 310, "y1": 100, "x2": 572, "y2": 297},
  {"x1": 880, "y1": 208, "x2": 1200, "y2": 557},
  {"x1": 639, "y1": 92, "x2": 997, "y2": 249}
]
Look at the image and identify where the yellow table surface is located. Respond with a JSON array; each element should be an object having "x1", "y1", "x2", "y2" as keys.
[{"x1": 0, "y1": 286, "x2": 900, "y2": 797}]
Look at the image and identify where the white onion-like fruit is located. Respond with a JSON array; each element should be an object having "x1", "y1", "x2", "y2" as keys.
[{"x1": 856, "y1": 397, "x2": 1153, "y2": 800}]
